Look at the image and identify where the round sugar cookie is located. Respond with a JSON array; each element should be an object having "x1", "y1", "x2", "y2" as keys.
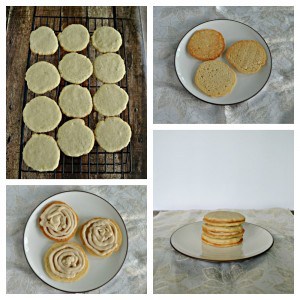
[
  {"x1": 94, "y1": 117, "x2": 131, "y2": 152},
  {"x1": 23, "y1": 96, "x2": 62, "y2": 133},
  {"x1": 25, "y1": 61, "x2": 60, "y2": 94},
  {"x1": 58, "y1": 53, "x2": 93, "y2": 84},
  {"x1": 59, "y1": 85, "x2": 92, "y2": 118},
  {"x1": 91, "y1": 26, "x2": 122, "y2": 53},
  {"x1": 30, "y1": 26, "x2": 58, "y2": 55},
  {"x1": 57, "y1": 119, "x2": 94, "y2": 157},
  {"x1": 94, "y1": 53, "x2": 125, "y2": 83},
  {"x1": 202, "y1": 223, "x2": 244, "y2": 233},
  {"x1": 202, "y1": 234, "x2": 243, "y2": 247},
  {"x1": 203, "y1": 211, "x2": 245, "y2": 226},
  {"x1": 58, "y1": 24, "x2": 90, "y2": 52},
  {"x1": 226, "y1": 40, "x2": 267, "y2": 74},
  {"x1": 93, "y1": 84, "x2": 128, "y2": 116},
  {"x1": 44, "y1": 242, "x2": 88, "y2": 282},
  {"x1": 187, "y1": 29, "x2": 225, "y2": 61},
  {"x1": 194, "y1": 60, "x2": 236, "y2": 97},
  {"x1": 23, "y1": 134, "x2": 60, "y2": 172}
]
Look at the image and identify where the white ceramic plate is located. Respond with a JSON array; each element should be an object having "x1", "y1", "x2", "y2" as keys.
[
  {"x1": 175, "y1": 19, "x2": 272, "y2": 105},
  {"x1": 170, "y1": 222, "x2": 273, "y2": 262},
  {"x1": 23, "y1": 191, "x2": 128, "y2": 293}
]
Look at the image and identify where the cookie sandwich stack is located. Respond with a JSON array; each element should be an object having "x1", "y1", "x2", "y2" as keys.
[{"x1": 201, "y1": 211, "x2": 245, "y2": 247}]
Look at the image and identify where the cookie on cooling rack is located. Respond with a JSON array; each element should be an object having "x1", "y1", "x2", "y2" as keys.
[
  {"x1": 93, "y1": 84, "x2": 128, "y2": 117},
  {"x1": 58, "y1": 53, "x2": 93, "y2": 84},
  {"x1": 23, "y1": 134, "x2": 60, "y2": 172},
  {"x1": 57, "y1": 119, "x2": 95, "y2": 157},
  {"x1": 25, "y1": 61, "x2": 60, "y2": 94},
  {"x1": 94, "y1": 117, "x2": 131, "y2": 152},
  {"x1": 58, "y1": 84, "x2": 92, "y2": 118},
  {"x1": 23, "y1": 96, "x2": 62, "y2": 133},
  {"x1": 94, "y1": 53, "x2": 125, "y2": 83},
  {"x1": 58, "y1": 24, "x2": 90, "y2": 52},
  {"x1": 91, "y1": 26, "x2": 122, "y2": 53},
  {"x1": 30, "y1": 26, "x2": 58, "y2": 55}
]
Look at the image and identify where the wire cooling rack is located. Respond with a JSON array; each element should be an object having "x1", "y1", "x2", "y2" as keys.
[{"x1": 19, "y1": 7, "x2": 132, "y2": 178}]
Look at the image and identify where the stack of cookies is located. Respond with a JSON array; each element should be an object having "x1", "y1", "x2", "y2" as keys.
[{"x1": 201, "y1": 211, "x2": 245, "y2": 247}]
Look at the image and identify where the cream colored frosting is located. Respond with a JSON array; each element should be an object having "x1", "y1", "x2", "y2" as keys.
[
  {"x1": 82, "y1": 218, "x2": 119, "y2": 256},
  {"x1": 49, "y1": 244, "x2": 85, "y2": 279},
  {"x1": 39, "y1": 203, "x2": 77, "y2": 240}
]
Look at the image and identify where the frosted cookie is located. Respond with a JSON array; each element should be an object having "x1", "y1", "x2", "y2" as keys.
[
  {"x1": 23, "y1": 134, "x2": 60, "y2": 171},
  {"x1": 57, "y1": 119, "x2": 94, "y2": 157},
  {"x1": 187, "y1": 29, "x2": 225, "y2": 61},
  {"x1": 23, "y1": 96, "x2": 62, "y2": 133},
  {"x1": 226, "y1": 40, "x2": 267, "y2": 74},
  {"x1": 59, "y1": 84, "x2": 92, "y2": 118},
  {"x1": 39, "y1": 201, "x2": 78, "y2": 242},
  {"x1": 58, "y1": 24, "x2": 90, "y2": 52},
  {"x1": 93, "y1": 84, "x2": 128, "y2": 116},
  {"x1": 30, "y1": 26, "x2": 58, "y2": 55},
  {"x1": 203, "y1": 211, "x2": 245, "y2": 227},
  {"x1": 44, "y1": 242, "x2": 88, "y2": 282},
  {"x1": 94, "y1": 53, "x2": 125, "y2": 83},
  {"x1": 58, "y1": 53, "x2": 93, "y2": 84},
  {"x1": 194, "y1": 60, "x2": 236, "y2": 97},
  {"x1": 91, "y1": 26, "x2": 122, "y2": 53},
  {"x1": 80, "y1": 217, "x2": 122, "y2": 258},
  {"x1": 94, "y1": 117, "x2": 131, "y2": 152},
  {"x1": 25, "y1": 61, "x2": 60, "y2": 94}
]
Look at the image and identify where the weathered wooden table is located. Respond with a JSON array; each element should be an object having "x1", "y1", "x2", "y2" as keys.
[{"x1": 6, "y1": 6, "x2": 147, "y2": 179}]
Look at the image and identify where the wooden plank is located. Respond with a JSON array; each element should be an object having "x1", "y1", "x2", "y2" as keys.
[
  {"x1": 120, "y1": 12, "x2": 147, "y2": 179},
  {"x1": 88, "y1": 7, "x2": 113, "y2": 18},
  {"x1": 6, "y1": 6, "x2": 34, "y2": 179}
]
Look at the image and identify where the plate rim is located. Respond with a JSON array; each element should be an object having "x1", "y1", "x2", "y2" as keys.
[
  {"x1": 23, "y1": 190, "x2": 129, "y2": 293},
  {"x1": 174, "y1": 18, "x2": 273, "y2": 106},
  {"x1": 170, "y1": 221, "x2": 274, "y2": 262}
]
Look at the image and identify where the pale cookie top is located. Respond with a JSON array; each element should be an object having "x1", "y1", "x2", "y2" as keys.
[
  {"x1": 94, "y1": 117, "x2": 131, "y2": 152},
  {"x1": 59, "y1": 84, "x2": 92, "y2": 118},
  {"x1": 30, "y1": 26, "x2": 58, "y2": 55},
  {"x1": 226, "y1": 40, "x2": 267, "y2": 74},
  {"x1": 23, "y1": 96, "x2": 62, "y2": 133},
  {"x1": 194, "y1": 60, "x2": 236, "y2": 97},
  {"x1": 58, "y1": 53, "x2": 93, "y2": 84},
  {"x1": 47, "y1": 243, "x2": 86, "y2": 279},
  {"x1": 23, "y1": 134, "x2": 60, "y2": 172},
  {"x1": 91, "y1": 26, "x2": 122, "y2": 53},
  {"x1": 204, "y1": 211, "x2": 245, "y2": 224},
  {"x1": 93, "y1": 84, "x2": 128, "y2": 116},
  {"x1": 187, "y1": 29, "x2": 225, "y2": 61},
  {"x1": 94, "y1": 53, "x2": 125, "y2": 83},
  {"x1": 81, "y1": 218, "x2": 121, "y2": 257},
  {"x1": 25, "y1": 61, "x2": 60, "y2": 94},
  {"x1": 57, "y1": 119, "x2": 94, "y2": 157},
  {"x1": 39, "y1": 201, "x2": 77, "y2": 241},
  {"x1": 58, "y1": 24, "x2": 90, "y2": 52}
]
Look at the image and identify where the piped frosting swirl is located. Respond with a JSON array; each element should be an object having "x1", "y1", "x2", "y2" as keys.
[
  {"x1": 48, "y1": 243, "x2": 86, "y2": 279},
  {"x1": 39, "y1": 201, "x2": 77, "y2": 241},
  {"x1": 81, "y1": 218, "x2": 120, "y2": 257}
]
